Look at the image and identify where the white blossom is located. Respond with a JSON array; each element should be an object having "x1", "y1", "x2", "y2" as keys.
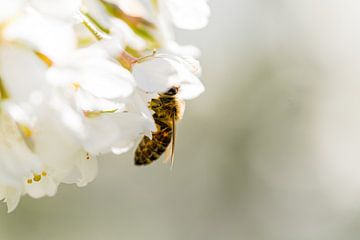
[
  {"x1": 0, "y1": 0, "x2": 209, "y2": 212},
  {"x1": 159, "y1": 0, "x2": 210, "y2": 30},
  {"x1": 133, "y1": 54, "x2": 204, "y2": 99}
]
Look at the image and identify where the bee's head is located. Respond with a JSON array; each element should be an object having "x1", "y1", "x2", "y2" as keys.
[{"x1": 164, "y1": 86, "x2": 179, "y2": 96}]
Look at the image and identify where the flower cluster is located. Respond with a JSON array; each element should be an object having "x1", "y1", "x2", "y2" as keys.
[{"x1": 0, "y1": 0, "x2": 209, "y2": 212}]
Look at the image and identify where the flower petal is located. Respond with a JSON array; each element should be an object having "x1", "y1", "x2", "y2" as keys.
[
  {"x1": 4, "y1": 187, "x2": 22, "y2": 213},
  {"x1": 4, "y1": 11, "x2": 77, "y2": 62},
  {"x1": 29, "y1": 0, "x2": 82, "y2": 20},
  {"x1": 0, "y1": 45, "x2": 47, "y2": 103},
  {"x1": 133, "y1": 55, "x2": 205, "y2": 99},
  {"x1": 133, "y1": 57, "x2": 177, "y2": 93},
  {"x1": 165, "y1": 0, "x2": 210, "y2": 30}
]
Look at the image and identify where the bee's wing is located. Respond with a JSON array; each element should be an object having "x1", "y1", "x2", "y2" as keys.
[
  {"x1": 170, "y1": 113, "x2": 176, "y2": 169},
  {"x1": 163, "y1": 113, "x2": 176, "y2": 169},
  {"x1": 164, "y1": 142, "x2": 172, "y2": 163}
]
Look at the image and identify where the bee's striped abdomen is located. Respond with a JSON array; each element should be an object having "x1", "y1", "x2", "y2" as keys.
[{"x1": 134, "y1": 123, "x2": 172, "y2": 165}]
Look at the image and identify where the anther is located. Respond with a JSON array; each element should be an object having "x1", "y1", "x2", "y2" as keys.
[
  {"x1": 34, "y1": 51, "x2": 53, "y2": 67},
  {"x1": 72, "y1": 82, "x2": 81, "y2": 90},
  {"x1": 33, "y1": 174, "x2": 41, "y2": 182},
  {"x1": 19, "y1": 124, "x2": 33, "y2": 138}
]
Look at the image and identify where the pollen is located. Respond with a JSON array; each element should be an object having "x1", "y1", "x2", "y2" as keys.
[
  {"x1": 19, "y1": 124, "x2": 33, "y2": 138},
  {"x1": 33, "y1": 174, "x2": 42, "y2": 182},
  {"x1": 28, "y1": 172, "x2": 47, "y2": 183},
  {"x1": 83, "y1": 111, "x2": 100, "y2": 118},
  {"x1": 34, "y1": 51, "x2": 53, "y2": 67},
  {"x1": 72, "y1": 82, "x2": 81, "y2": 90}
]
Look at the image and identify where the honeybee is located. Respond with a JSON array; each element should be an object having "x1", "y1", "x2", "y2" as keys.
[{"x1": 134, "y1": 86, "x2": 185, "y2": 166}]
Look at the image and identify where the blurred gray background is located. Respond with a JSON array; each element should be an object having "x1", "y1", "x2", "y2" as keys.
[{"x1": 3, "y1": 0, "x2": 360, "y2": 239}]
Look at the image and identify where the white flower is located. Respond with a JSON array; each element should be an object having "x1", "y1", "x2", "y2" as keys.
[
  {"x1": 83, "y1": 110, "x2": 154, "y2": 155},
  {"x1": 160, "y1": 0, "x2": 210, "y2": 30},
  {"x1": 3, "y1": 9, "x2": 77, "y2": 62},
  {"x1": 0, "y1": 105, "x2": 40, "y2": 212},
  {"x1": 0, "y1": 0, "x2": 208, "y2": 212},
  {"x1": 133, "y1": 54, "x2": 204, "y2": 99},
  {"x1": 31, "y1": 100, "x2": 98, "y2": 187},
  {"x1": 0, "y1": 43, "x2": 99, "y2": 210},
  {"x1": 0, "y1": 44, "x2": 47, "y2": 103},
  {"x1": 46, "y1": 43, "x2": 154, "y2": 156},
  {"x1": 47, "y1": 44, "x2": 135, "y2": 100},
  {"x1": 82, "y1": 0, "x2": 147, "y2": 51},
  {"x1": 152, "y1": 0, "x2": 210, "y2": 57}
]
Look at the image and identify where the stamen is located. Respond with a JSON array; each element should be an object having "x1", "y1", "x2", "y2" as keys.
[
  {"x1": 34, "y1": 51, "x2": 53, "y2": 67},
  {"x1": 72, "y1": 82, "x2": 81, "y2": 90},
  {"x1": 135, "y1": 49, "x2": 157, "y2": 64},
  {"x1": 28, "y1": 172, "x2": 47, "y2": 184},
  {"x1": 33, "y1": 174, "x2": 41, "y2": 182},
  {"x1": 19, "y1": 124, "x2": 33, "y2": 138},
  {"x1": 79, "y1": 12, "x2": 109, "y2": 41},
  {"x1": 118, "y1": 51, "x2": 138, "y2": 70},
  {"x1": 83, "y1": 109, "x2": 118, "y2": 118},
  {"x1": 0, "y1": 77, "x2": 9, "y2": 100}
]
